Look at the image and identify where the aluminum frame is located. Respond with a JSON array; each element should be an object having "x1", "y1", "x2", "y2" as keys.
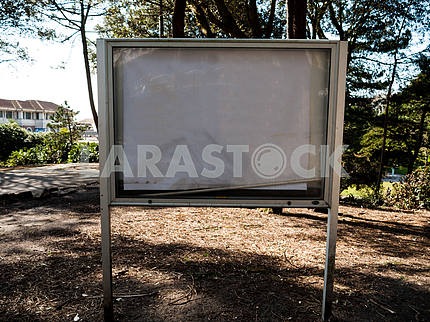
[
  {"x1": 98, "y1": 39, "x2": 346, "y2": 208},
  {"x1": 97, "y1": 38, "x2": 348, "y2": 321}
]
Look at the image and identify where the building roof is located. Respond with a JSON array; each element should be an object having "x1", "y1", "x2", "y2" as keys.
[
  {"x1": 79, "y1": 118, "x2": 95, "y2": 124},
  {"x1": 79, "y1": 118, "x2": 97, "y2": 132},
  {"x1": 0, "y1": 99, "x2": 58, "y2": 112}
]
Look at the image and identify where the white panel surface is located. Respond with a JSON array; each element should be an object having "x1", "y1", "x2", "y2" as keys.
[{"x1": 113, "y1": 47, "x2": 330, "y2": 190}]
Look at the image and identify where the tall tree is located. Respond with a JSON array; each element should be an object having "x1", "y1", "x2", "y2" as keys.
[
  {"x1": 308, "y1": 0, "x2": 430, "y2": 190},
  {"x1": 98, "y1": 0, "x2": 175, "y2": 38},
  {"x1": 374, "y1": 13, "x2": 409, "y2": 195},
  {"x1": 48, "y1": 101, "x2": 89, "y2": 148},
  {"x1": 308, "y1": 0, "x2": 429, "y2": 96},
  {"x1": 398, "y1": 56, "x2": 430, "y2": 173},
  {"x1": 98, "y1": 0, "x2": 287, "y2": 39},
  {"x1": 272, "y1": 0, "x2": 306, "y2": 216},
  {"x1": 41, "y1": 0, "x2": 105, "y2": 132}
]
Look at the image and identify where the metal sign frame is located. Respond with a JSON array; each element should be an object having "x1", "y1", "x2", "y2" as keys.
[{"x1": 97, "y1": 38, "x2": 347, "y2": 321}]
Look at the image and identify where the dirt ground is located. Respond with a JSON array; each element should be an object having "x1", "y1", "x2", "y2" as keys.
[{"x1": 0, "y1": 186, "x2": 429, "y2": 321}]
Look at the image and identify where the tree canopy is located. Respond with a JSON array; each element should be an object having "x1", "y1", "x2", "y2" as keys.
[
  {"x1": 0, "y1": 0, "x2": 54, "y2": 62},
  {"x1": 2, "y1": 0, "x2": 429, "y2": 191}
]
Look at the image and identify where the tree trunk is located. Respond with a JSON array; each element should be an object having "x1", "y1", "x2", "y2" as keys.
[
  {"x1": 173, "y1": 0, "x2": 186, "y2": 37},
  {"x1": 80, "y1": 26, "x2": 98, "y2": 132},
  {"x1": 265, "y1": 0, "x2": 277, "y2": 38},
  {"x1": 375, "y1": 56, "x2": 398, "y2": 194},
  {"x1": 159, "y1": 0, "x2": 164, "y2": 37},
  {"x1": 407, "y1": 108, "x2": 428, "y2": 173},
  {"x1": 375, "y1": 15, "x2": 407, "y2": 195},
  {"x1": 286, "y1": 0, "x2": 307, "y2": 39},
  {"x1": 248, "y1": 0, "x2": 263, "y2": 37}
]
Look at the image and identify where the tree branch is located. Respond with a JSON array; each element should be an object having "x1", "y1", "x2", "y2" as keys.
[
  {"x1": 190, "y1": 2, "x2": 215, "y2": 37},
  {"x1": 213, "y1": 0, "x2": 247, "y2": 37},
  {"x1": 328, "y1": 1, "x2": 344, "y2": 40},
  {"x1": 48, "y1": 0, "x2": 81, "y2": 28}
]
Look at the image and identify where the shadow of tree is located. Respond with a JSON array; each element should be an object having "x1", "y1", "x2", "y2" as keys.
[
  {"x1": 282, "y1": 211, "x2": 430, "y2": 258},
  {"x1": 2, "y1": 227, "x2": 429, "y2": 321},
  {"x1": 1, "y1": 188, "x2": 429, "y2": 321},
  {"x1": 0, "y1": 186, "x2": 100, "y2": 216}
]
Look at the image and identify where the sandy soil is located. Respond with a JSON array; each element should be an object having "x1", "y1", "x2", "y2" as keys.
[{"x1": 0, "y1": 186, "x2": 429, "y2": 321}]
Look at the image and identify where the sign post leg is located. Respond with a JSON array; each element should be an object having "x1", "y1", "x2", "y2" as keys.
[
  {"x1": 322, "y1": 205, "x2": 339, "y2": 320},
  {"x1": 101, "y1": 203, "x2": 113, "y2": 321}
]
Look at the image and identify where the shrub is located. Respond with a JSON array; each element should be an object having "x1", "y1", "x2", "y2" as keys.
[
  {"x1": 42, "y1": 130, "x2": 73, "y2": 164},
  {"x1": 68, "y1": 142, "x2": 99, "y2": 163},
  {"x1": 387, "y1": 166, "x2": 430, "y2": 210},
  {"x1": 0, "y1": 122, "x2": 33, "y2": 161},
  {"x1": 5, "y1": 130, "x2": 74, "y2": 166},
  {"x1": 5, "y1": 147, "x2": 47, "y2": 166},
  {"x1": 25, "y1": 132, "x2": 45, "y2": 147}
]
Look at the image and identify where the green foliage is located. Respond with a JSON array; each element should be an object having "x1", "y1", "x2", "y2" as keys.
[
  {"x1": 6, "y1": 130, "x2": 70, "y2": 166},
  {"x1": 387, "y1": 166, "x2": 430, "y2": 210},
  {"x1": 0, "y1": 0, "x2": 54, "y2": 63},
  {"x1": 342, "y1": 58, "x2": 430, "y2": 190},
  {"x1": 0, "y1": 121, "x2": 41, "y2": 161},
  {"x1": 98, "y1": 0, "x2": 287, "y2": 39},
  {"x1": 2, "y1": 102, "x2": 92, "y2": 167},
  {"x1": 41, "y1": 130, "x2": 73, "y2": 164},
  {"x1": 341, "y1": 183, "x2": 390, "y2": 208},
  {"x1": 48, "y1": 102, "x2": 89, "y2": 146},
  {"x1": 46, "y1": 101, "x2": 89, "y2": 161},
  {"x1": 5, "y1": 138, "x2": 99, "y2": 167},
  {"x1": 311, "y1": 0, "x2": 429, "y2": 96},
  {"x1": 5, "y1": 146, "x2": 46, "y2": 167},
  {"x1": 68, "y1": 142, "x2": 99, "y2": 163}
]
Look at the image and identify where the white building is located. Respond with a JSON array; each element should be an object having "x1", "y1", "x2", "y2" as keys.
[
  {"x1": 0, "y1": 99, "x2": 58, "y2": 132},
  {"x1": 78, "y1": 118, "x2": 98, "y2": 142}
]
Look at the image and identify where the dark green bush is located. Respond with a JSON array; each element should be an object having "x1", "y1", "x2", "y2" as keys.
[
  {"x1": 5, "y1": 130, "x2": 75, "y2": 166},
  {"x1": 0, "y1": 122, "x2": 35, "y2": 161},
  {"x1": 387, "y1": 166, "x2": 430, "y2": 210}
]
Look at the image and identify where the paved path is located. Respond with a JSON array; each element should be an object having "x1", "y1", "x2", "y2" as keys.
[{"x1": 0, "y1": 163, "x2": 99, "y2": 198}]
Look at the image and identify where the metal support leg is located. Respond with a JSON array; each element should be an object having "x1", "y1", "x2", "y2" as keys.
[
  {"x1": 322, "y1": 205, "x2": 339, "y2": 321},
  {"x1": 101, "y1": 203, "x2": 113, "y2": 321}
]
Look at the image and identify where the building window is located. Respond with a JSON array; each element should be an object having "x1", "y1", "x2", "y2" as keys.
[
  {"x1": 36, "y1": 112, "x2": 40, "y2": 120},
  {"x1": 25, "y1": 112, "x2": 32, "y2": 119},
  {"x1": 0, "y1": 111, "x2": 3, "y2": 117},
  {"x1": 6, "y1": 111, "x2": 13, "y2": 119}
]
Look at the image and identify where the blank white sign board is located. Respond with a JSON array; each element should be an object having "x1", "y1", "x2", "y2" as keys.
[{"x1": 113, "y1": 47, "x2": 330, "y2": 191}]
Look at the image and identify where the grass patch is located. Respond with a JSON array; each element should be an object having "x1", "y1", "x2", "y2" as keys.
[{"x1": 341, "y1": 182, "x2": 394, "y2": 199}]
